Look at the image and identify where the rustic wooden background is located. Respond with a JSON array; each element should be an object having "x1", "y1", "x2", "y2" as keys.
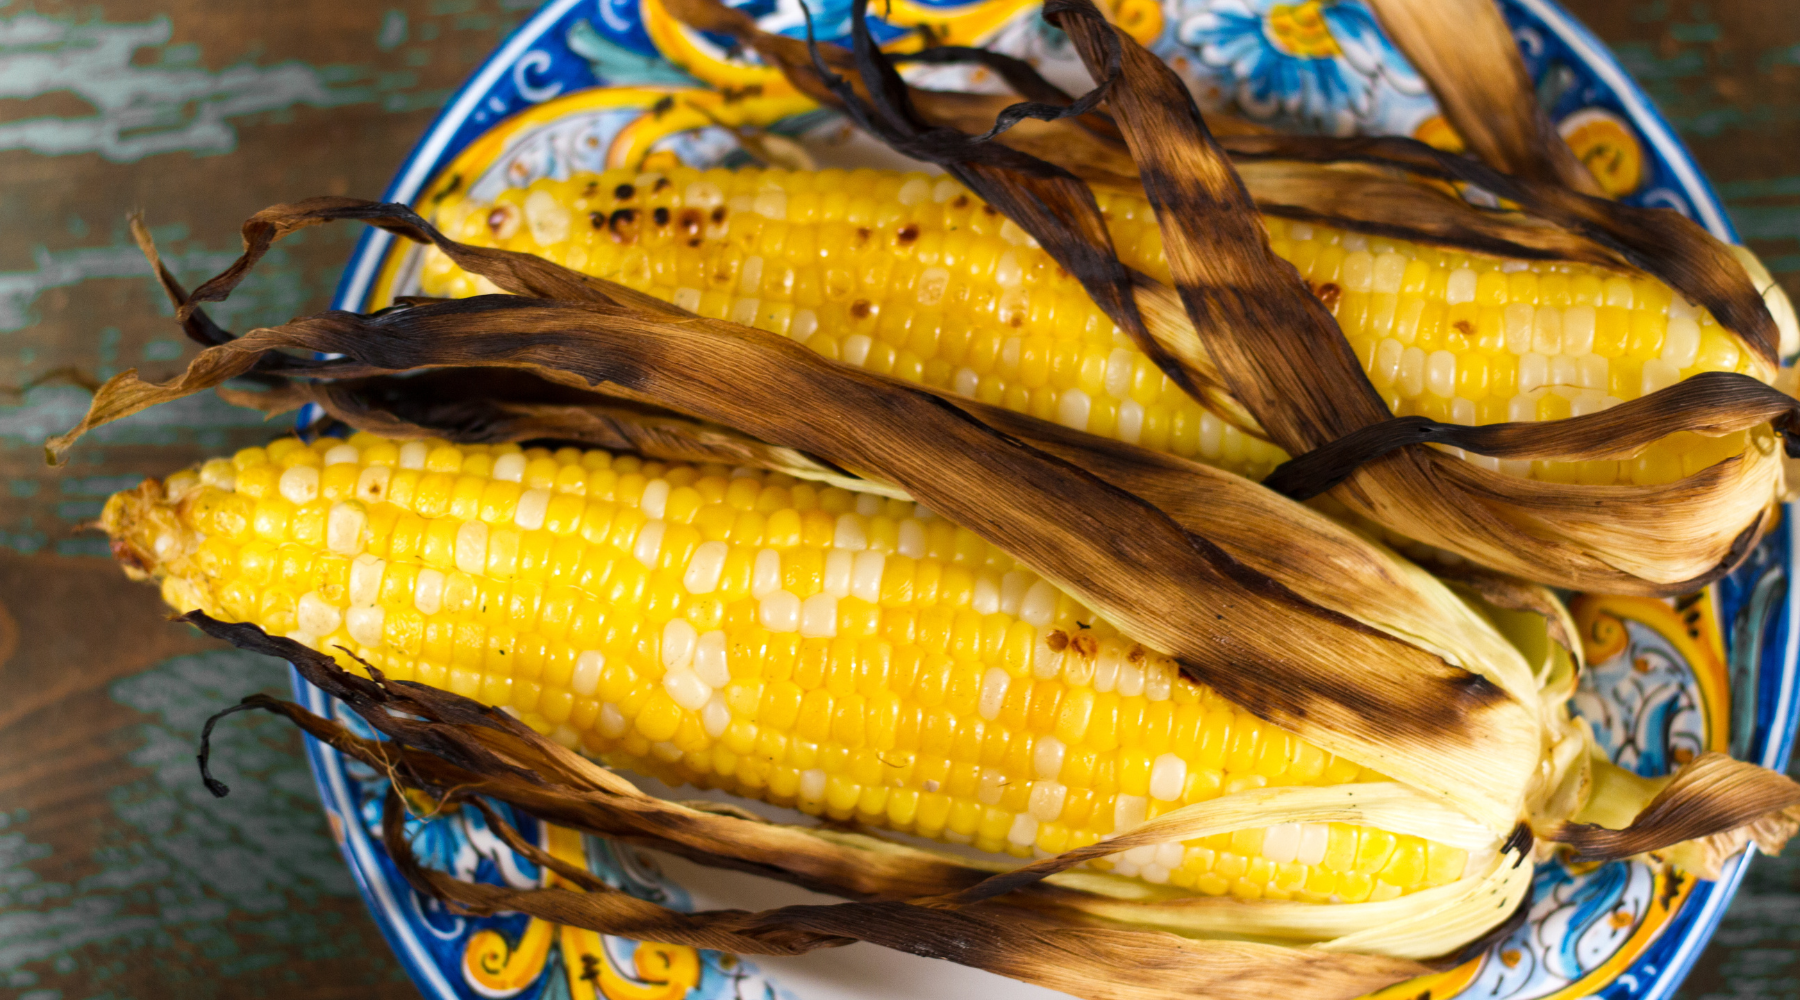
[{"x1": 0, "y1": 1, "x2": 1795, "y2": 998}]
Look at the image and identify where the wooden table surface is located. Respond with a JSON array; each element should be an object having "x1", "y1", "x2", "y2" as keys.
[{"x1": 1, "y1": 1, "x2": 1795, "y2": 998}]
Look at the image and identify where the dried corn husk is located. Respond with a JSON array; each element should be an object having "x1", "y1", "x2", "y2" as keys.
[{"x1": 668, "y1": 0, "x2": 1800, "y2": 595}]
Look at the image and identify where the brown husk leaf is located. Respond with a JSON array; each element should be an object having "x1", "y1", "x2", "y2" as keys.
[
  {"x1": 183, "y1": 612, "x2": 1430, "y2": 1000},
  {"x1": 1028, "y1": 0, "x2": 1788, "y2": 595},
  {"x1": 1550, "y1": 752, "x2": 1800, "y2": 873},
  {"x1": 1361, "y1": 0, "x2": 1602, "y2": 194},
  {"x1": 57, "y1": 200, "x2": 1546, "y2": 831},
  {"x1": 663, "y1": 0, "x2": 1794, "y2": 595}
]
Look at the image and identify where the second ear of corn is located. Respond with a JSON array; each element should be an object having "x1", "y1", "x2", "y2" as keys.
[
  {"x1": 419, "y1": 166, "x2": 1765, "y2": 487},
  {"x1": 107, "y1": 434, "x2": 1476, "y2": 903}
]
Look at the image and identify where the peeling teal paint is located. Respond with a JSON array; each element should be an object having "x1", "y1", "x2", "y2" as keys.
[
  {"x1": 0, "y1": 650, "x2": 377, "y2": 990},
  {"x1": 0, "y1": 10, "x2": 475, "y2": 163},
  {"x1": 378, "y1": 10, "x2": 409, "y2": 51}
]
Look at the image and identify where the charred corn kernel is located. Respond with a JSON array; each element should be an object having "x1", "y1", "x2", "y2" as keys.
[
  {"x1": 427, "y1": 170, "x2": 1767, "y2": 488},
  {"x1": 111, "y1": 434, "x2": 1465, "y2": 901}
]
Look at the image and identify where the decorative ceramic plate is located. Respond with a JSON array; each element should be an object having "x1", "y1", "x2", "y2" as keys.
[{"x1": 297, "y1": 2, "x2": 1800, "y2": 998}]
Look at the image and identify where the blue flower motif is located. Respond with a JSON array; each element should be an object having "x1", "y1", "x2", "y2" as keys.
[{"x1": 1176, "y1": 0, "x2": 1425, "y2": 135}]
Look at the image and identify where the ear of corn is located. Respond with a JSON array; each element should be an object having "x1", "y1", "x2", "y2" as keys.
[
  {"x1": 108, "y1": 433, "x2": 1479, "y2": 904},
  {"x1": 418, "y1": 166, "x2": 1767, "y2": 489}
]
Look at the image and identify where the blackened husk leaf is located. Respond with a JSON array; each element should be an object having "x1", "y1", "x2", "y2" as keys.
[
  {"x1": 182, "y1": 613, "x2": 1432, "y2": 1000},
  {"x1": 220, "y1": 369, "x2": 893, "y2": 494},
  {"x1": 1362, "y1": 0, "x2": 1603, "y2": 195},
  {"x1": 1018, "y1": 0, "x2": 1788, "y2": 595},
  {"x1": 672, "y1": 0, "x2": 1796, "y2": 593},
  {"x1": 63, "y1": 201, "x2": 1545, "y2": 832}
]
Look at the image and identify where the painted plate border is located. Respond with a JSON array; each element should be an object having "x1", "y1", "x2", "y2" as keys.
[{"x1": 299, "y1": 2, "x2": 1800, "y2": 999}]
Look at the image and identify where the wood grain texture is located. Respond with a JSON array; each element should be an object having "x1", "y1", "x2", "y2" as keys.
[{"x1": 0, "y1": 1, "x2": 1792, "y2": 998}]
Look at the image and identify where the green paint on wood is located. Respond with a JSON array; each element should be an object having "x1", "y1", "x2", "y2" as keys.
[{"x1": 0, "y1": 650, "x2": 384, "y2": 992}]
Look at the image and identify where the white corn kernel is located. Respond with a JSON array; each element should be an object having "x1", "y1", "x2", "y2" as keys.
[
  {"x1": 1397, "y1": 347, "x2": 1426, "y2": 398},
  {"x1": 572, "y1": 650, "x2": 604, "y2": 696},
  {"x1": 297, "y1": 591, "x2": 342, "y2": 637},
  {"x1": 1113, "y1": 794, "x2": 1148, "y2": 833},
  {"x1": 1144, "y1": 661, "x2": 1174, "y2": 702},
  {"x1": 1373, "y1": 338, "x2": 1403, "y2": 388},
  {"x1": 455, "y1": 520, "x2": 489, "y2": 574},
  {"x1": 798, "y1": 767, "x2": 828, "y2": 802},
  {"x1": 640, "y1": 479, "x2": 670, "y2": 520},
  {"x1": 896, "y1": 520, "x2": 926, "y2": 559},
  {"x1": 632, "y1": 520, "x2": 666, "y2": 568},
  {"x1": 1093, "y1": 641, "x2": 1122, "y2": 692},
  {"x1": 1663, "y1": 316, "x2": 1701, "y2": 368},
  {"x1": 346, "y1": 605, "x2": 385, "y2": 647},
  {"x1": 799, "y1": 593, "x2": 838, "y2": 637},
  {"x1": 664, "y1": 669, "x2": 712, "y2": 711},
  {"x1": 323, "y1": 444, "x2": 359, "y2": 467},
  {"x1": 1425, "y1": 350, "x2": 1456, "y2": 398},
  {"x1": 279, "y1": 465, "x2": 320, "y2": 504},
  {"x1": 662, "y1": 619, "x2": 698, "y2": 670},
  {"x1": 326, "y1": 501, "x2": 367, "y2": 556},
  {"x1": 1019, "y1": 580, "x2": 1058, "y2": 627},
  {"x1": 999, "y1": 571, "x2": 1030, "y2": 616},
  {"x1": 1155, "y1": 841, "x2": 1184, "y2": 869},
  {"x1": 684, "y1": 540, "x2": 729, "y2": 594},
  {"x1": 760, "y1": 590, "x2": 801, "y2": 632},
  {"x1": 693, "y1": 630, "x2": 730, "y2": 688},
  {"x1": 1148, "y1": 753, "x2": 1186, "y2": 801},
  {"x1": 978, "y1": 667, "x2": 1010, "y2": 721},
  {"x1": 1296, "y1": 823, "x2": 1330, "y2": 865},
  {"x1": 1519, "y1": 353, "x2": 1549, "y2": 394},
  {"x1": 1372, "y1": 252, "x2": 1407, "y2": 293},
  {"x1": 854, "y1": 493, "x2": 884, "y2": 517},
  {"x1": 524, "y1": 189, "x2": 571, "y2": 245},
  {"x1": 1105, "y1": 348, "x2": 1134, "y2": 399},
  {"x1": 752, "y1": 549, "x2": 782, "y2": 598},
  {"x1": 1056, "y1": 388, "x2": 1092, "y2": 431},
  {"x1": 356, "y1": 464, "x2": 391, "y2": 503},
  {"x1": 1116, "y1": 399, "x2": 1144, "y2": 444},
  {"x1": 842, "y1": 334, "x2": 873, "y2": 366},
  {"x1": 1115, "y1": 657, "x2": 1145, "y2": 697},
  {"x1": 1549, "y1": 354, "x2": 1579, "y2": 388},
  {"x1": 850, "y1": 550, "x2": 886, "y2": 602},
  {"x1": 1007, "y1": 813, "x2": 1039, "y2": 847},
  {"x1": 971, "y1": 574, "x2": 1000, "y2": 615},
  {"x1": 598, "y1": 703, "x2": 630, "y2": 739},
  {"x1": 791, "y1": 308, "x2": 817, "y2": 343},
  {"x1": 1532, "y1": 307, "x2": 1563, "y2": 355},
  {"x1": 1642, "y1": 358, "x2": 1680, "y2": 396},
  {"x1": 348, "y1": 554, "x2": 385, "y2": 607},
  {"x1": 1033, "y1": 735, "x2": 1066, "y2": 780},
  {"x1": 702, "y1": 693, "x2": 731, "y2": 738},
  {"x1": 398, "y1": 441, "x2": 429, "y2": 469},
  {"x1": 1446, "y1": 268, "x2": 1477, "y2": 304},
  {"x1": 1577, "y1": 354, "x2": 1609, "y2": 389},
  {"x1": 1262, "y1": 823, "x2": 1302, "y2": 864},
  {"x1": 492, "y1": 452, "x2": 526, "y2": 483},
  {"x1": 1123, "y1": 843, "x2": 1158, "y2": 866},
  {"x1": 413, "y1": 568, "x2": 445, "y2": 615},
  {"x1": 1028, "y1": 780, "x2": 1067, "y2": 822},
  {"x1": 953, "y1": 366, "x2": 980, "y2": 396},
  {"x1": 833, "y1": 513, "x2": 868, "y2": 551},
  {"x1": 513, "y1": 488, "x2": 550, "y2": 530}
]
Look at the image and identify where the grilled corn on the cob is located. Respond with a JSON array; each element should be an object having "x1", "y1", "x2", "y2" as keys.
[
  {"x1": 418, "y1": 167, "x2": 1764, "y2": 487},
  {"x1": 107, "y1": 433, "x2": 1475, "y2": 903}
]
